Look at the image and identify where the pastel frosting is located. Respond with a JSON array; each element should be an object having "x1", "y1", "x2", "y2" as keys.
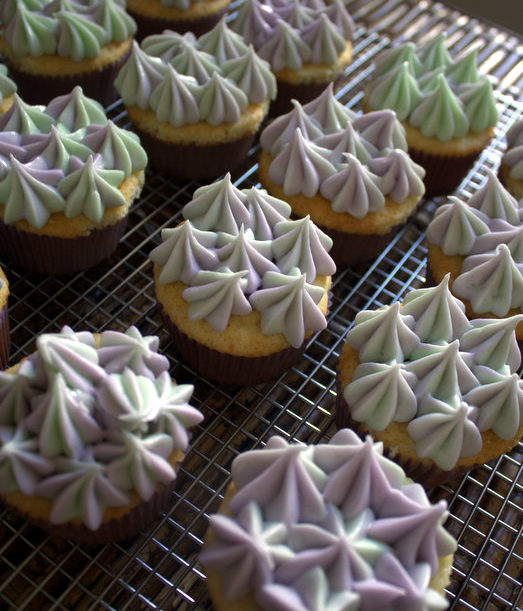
[
  {"x1": 115, "y1": 20, "x2": 276, "y2": 127},
  {"x1": 0, "y1": 326, "x2": 203, "y2": 529},
  {"x1": 200, "y1": 430, "x2": 456, "y2": 609},
  {"x1": 427, "y1": 171, "x2": 523, "y2": 317},
  {"x1": 367, "y1": 33, "x2": 498, "y2": 141},
  {"x1": 0, "y1": 88, "x2": 147, "y2": 229},
  {"x1": 260, "y1": 85, "x2": 426, "y2": 210},
  {"x1": 502, "y1": 118, "x2": 523, "y2": 180},
  {"x1": 3, "y1": 0, "x2": 136, "y2": 60},
  {"x1": 342, "y1": 275, "x2": 523, "y2": 470},
  {"x1": 150, "y1": 173, "x2": 335, "y2": 349},
  {"x1": 232, "y1": 0, "x2": 354, "y2": 71}
]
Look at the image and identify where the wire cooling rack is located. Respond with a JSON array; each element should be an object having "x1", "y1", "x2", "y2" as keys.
[{"x1": 1, "y1": 1, "x2": 522, "y2": 609}]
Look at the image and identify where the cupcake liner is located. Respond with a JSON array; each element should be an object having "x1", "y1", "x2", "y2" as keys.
[
  {"x1": 0, "y1": 216, "x2": 128, "y2": 275},
  {"x1": 408, "y1": 147, "x2": 482, "y2": 197},
  {"x1": 131, "y1": 125, "x2": 257, "y2": 180},
  {"x1": 158, "y1": 302, "x2": 306, "y2": 386},
  {"x1": 3, "y1": 48, "x2": 131, "y2": 106},
  {"x1": 0, "y1": 304, "x2": 9, "y2": 369},
  {"x1": 270, "y1": 74, "x2": 344, "y2": 117},
  {"x1": 129, "y1": 7, "x2": 229, "y2": 41},
  {"x1": 5, "y1": 478, "x2": 177, "y2": 545},
  {"x1": 335, "y1": 375, "x2": 476, "y2": 488}
]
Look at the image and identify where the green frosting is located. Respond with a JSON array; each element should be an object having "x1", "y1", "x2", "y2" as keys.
[
  {"x1": 372, "y1": 42, "x2": 422, "y2": 78},
  {"x1": 4, "y1": 5, "x2": 57, "y2": 56},
  {"x1": 368, "y1": 62, "x2": 422, "y2": 121},
  {"x1": 458, "y1": 78, "x2": 499, "y2": 133},
  {"x1": 149, "y1": 67, "x2": 200, "y2": 127},
  {"x1": 198, "y1": 17, "x2": 249, "y2": 64},
  {"x1": 55, "y1": 10, "x2": 106, "y2": 61},
  {"x1": 0, "y1": 94, "x2": 54, "y2": 135},
  {"x1": 446, "y1": 49, "x2": 479, "y2": 85},
  {"x1": 91, "y1": 0, "x2": 136, "y2": 43},
  {"x1": 304, "y1": 13, "x2": 346, "y2": 65},
  {"x1": 418, "y1": 33, "x2": 452, "y2": 71}
]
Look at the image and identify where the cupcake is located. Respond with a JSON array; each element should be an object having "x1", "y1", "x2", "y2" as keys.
[
  {"x1": 500, "y1": 117, "x2": 523, "y2": 200},
  {"x1": 149, "y1": 173, "x2": 335, "y2": 385},
  {"x1": 126, "y1": 0, "x2": 231, "y2": 41},
  {"x1": 231, "y1": 0, "x2": 355, "y2": 115},
  {"x1": 200, "y1": 430, "x2": 457, "y2": 610},
  {"x1": 0, "y1": 265, "x2": 9, "y2": 369},
  {"x1": 0, "y1": 87, "x2": 147, "y2": 275},
  {"x1": 363, "y1": 34, "x2": 498, "y2": 196},
  {"x1": 0, "y1": 62, "x2": 16, "y2": 114},
  {"x1": 115, "y1": 21, "x2": 276, "y2": 179},
  {"x1": 0, "y1": 0, "x2": 136, "y2": 105},
  {"x1": 258, "y1": 85, "x2": 426, "y2": 266},
  {"x1": 426, "y1": 170, "x2": 523, "y2": 342},
  {"x1": 336, "y1": 274, "x2": 523, "y2": 488},
  {"x1": 0, "y1": 326, "x2": 203, "y2": 544}
]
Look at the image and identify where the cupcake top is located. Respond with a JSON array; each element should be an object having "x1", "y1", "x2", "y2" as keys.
[
  {"x1": 502, "y1": 117, "x2": 523, "y2": 180},
  {"x1": 341, "y1": 274, "x2": 523, "y2": 471},
  {"x1": 366, "y1": 34, "x2": 498, "y2": 141},
  {"x1": 231, "y1": 0, "x2": 355, "y2": 71},
  {"x1": 0, "y1": 86, "x2": 147, "y2": 229},
  {"x1": 0, "y1": 63, "x2": 16, "y2": 105},
  {"x1": 0, "y1": 326, "x2": 203, "y2": 530},
  {"x1": 150, "y1": 173, "x2": 336, "y2": 348},
  {"x1": 115, "y1": 19, "x2": 277, "y2": 127},
  {"x1": 1, "y1": 0, "x2": 137, "y2": 60},
  {"x1": 427, "y1": 171, "x2": 523, "y2": 317},
  {"x1": 260, "y1": 85, "x2": 426, "y2": 212},
  {"x1": 200, "y1": 429, "x2": 457, "y2": 609}
]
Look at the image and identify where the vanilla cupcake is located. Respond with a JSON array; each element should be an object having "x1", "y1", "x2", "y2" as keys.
[
  {"x1": 150, "y1": 173, "x2": 335, "y2": 385},
  {"x1": 0, "y1": 62, "x2": 16, "y2": 114},
  {"x1": 0, "y1": 88, "x2": 147, "y2": 275},
  {"x1": 231, "y1": 0, "x2": 355, "y2": 115},
  {"x1": 337, "y1": 275, "x2": 523, "y2": 488},
  {"x1": 115, "y1": 21, "x2": 276, "y2": 179},
  {"x1": 500, "y1": 117, "x2": 523, "y2": 200},
  {"x1": 0, "y1": 326, "x2": 203, "y2": 544},
  {"x1": 363, "y1": 35, "x2": 498, "y2": 196},
  {"x1": 0, "y1": 265, "x2": 9, "y2": 369},
  {"x1": 200, "y1": 430, "x2": 456, "y2": 610},
  {"x1": 0, "y1": 0, "x2": 137, "y2": 105},
  {"x1": 259, "y1": 85, "x2": 426, "y2": 266}
]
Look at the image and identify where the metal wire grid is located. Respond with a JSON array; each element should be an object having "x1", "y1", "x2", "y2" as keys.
[{"x1": 0, "y1": 2, "x2": 522, "y2": 609}]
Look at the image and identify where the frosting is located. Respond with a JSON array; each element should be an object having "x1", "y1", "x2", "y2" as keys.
[
  {"x1": 342, "y1": 276, "x2": 522, "y2": 470},
  {"x1": 0, "y1": 64, "x2": 16, "y2": 105},
  {"x1": 115, "y1": 22, "x2": 276, "y2": 128},
  {"x1": 201, "y1": 430, "x2": 456, "y2": 609},
  {"x1": 0, "y1": 327, "x2": 202, "y2": 529},
  {"x1": 0, "y1": 94, "x2": 147, "y2": 228},
  {"x1": 367, "y1": 34, "x2": 497, "y2": 139},
  {"x1": 504, "y1": 118, "x2": 523, "y2": 180}
]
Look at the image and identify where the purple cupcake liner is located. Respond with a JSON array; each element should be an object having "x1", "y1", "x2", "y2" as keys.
[
  {"x1": 0, "y1": 216, "x2": 128, "y2": 275},
  {"x1": 0, "y1": 304, "x2": 10, "y2": 370},
  {"x1": 158, "y1": 302, "x2": 306, "y2": 386}
]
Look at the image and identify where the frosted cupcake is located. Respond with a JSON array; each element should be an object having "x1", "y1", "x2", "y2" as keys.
[
  {"x1": 115, "y1": 21, "x2": 276, "y2": 179},
  {"x1": 0, "y1": 62, "x2": 16, "y2": 114},
  {"x1": 231, "y1": 0, "x2": 355, "y2": 115},
  {"x1": 0, "y1": 326, "x2": 203, "y2": 543},
  {"x1": 426, "y1": 170, "x2": 523, "y2": 342},
  {"x1": 0, "y1": 87, "x2": 147, "y2": 275},
  {"x1": 336, "y1": 275, "x2": 523, "y2": 488},
  {"x1": 0, "y1": 0, "x2": 136, "y2": 105},
  {"x1": 200, "y1": 430, "x2": 457, "y2": 610},
  {"x1": 363, "y1": 34, "x2": 498, "y2": 196},
  {"x1": 149, "y1": 173, "x2": 335, "y2": 385},
  {"x1": 259, "y1": 85, "x2": 426, "y2": 266},
  {"x1": 0, "y1": 265, "x2": 9, "y2": 369},
  {"x1": 500, "y1": 117, "x2": 523, "y2": 200}
]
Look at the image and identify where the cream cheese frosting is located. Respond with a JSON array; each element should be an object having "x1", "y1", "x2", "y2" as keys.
[
  {"x1": 427, "y1": 171, "x2": 523, "y2": 317},
  {"x1": 115, "y1": 19, "x2": 276, "y2": 128},
  {"x1": 201, "y1": 430, "x2": 456, "y2": 609},
  {"x1": 503, "y1": 118, "x2": 523, "y2": 180},
  {"x1": 341, "y1": 275, "x2": 523, "y2": 470},
  {"x1": 0, "y1": 88, "x2": 147, "y2": 229},
  {"x1": 0, "y1": 326, "x2": 203, "y2": 529},
  {"x1": 150, "y1": 173, "x2": 335, "y2": 349}
]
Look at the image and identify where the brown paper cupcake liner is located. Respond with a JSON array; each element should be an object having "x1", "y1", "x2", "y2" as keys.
[
  {"x1": 129, "y1": 6, "x2": 229, "y2": 41},
  {"x1": 3, "y1": 48, "x2": 131, "y2": 106},
  {"x1": 408, "y1": 147, "x2": 482, "y2": 198},
  {"x1": 335, "y1": 375, "x2": 478, "y2": 489},
  {"x1": 0, "y1": 216, "x2": 128, "y2": 275},
  {"x1": 4, "y1": 478, "x2": 177, "y2": 545},
  {"x1": 157, "y1": 302, "x2": 307, "y2": 386},
  {"x1": 0, "y1": 304, "x2": 10, "y2": 369},
  {"x1": 269, "y1": 73, "x2": 344, "y2": 117}
]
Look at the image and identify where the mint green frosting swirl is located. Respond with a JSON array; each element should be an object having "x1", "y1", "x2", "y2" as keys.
[
  {"x1": 24, "y1": 126, "x2": 91, "y2": 171},
  {"x1": 222, "y1": 45, "x2": 277, "y2": 104},
  {"x1": 198, "y1": 17, "x2": 249, "y2": 64},
  {"x1": 258, "y1": 20, "x2": 312, "y2": 71},
  {"x1": 44, "y1": 85, "x2": 107, "y2": 132},
  {"x1": 418, "y1": 33, "x2": 452, "y2": 71},
  {"x1": 458, "y1": 78, "x2": 498, "y2": 133},
  {"x1": 169, "y1": 45, "x2": 220, "y2": 84},
  {"x1": 4, "y1": 4, "x2": 58, "y2": 56},
  {"x1": 303, "y1": 13, "x2": 346, "y2": 64},
  {"x1": 446, "y1": 49, "x2": 479, "y2": 85},
  {"x1": 0, "y1": 94, "x2": 54, "y2": 135},
  {"x1": 150, "y1": 67, "x2": 201, "y2": 127},
  {"x1": 368, "y1": 62, "x2": 422, "y2": 121},
  {"x1": 55, "y1": 10, "x2": 107, "y2": 61},
  {"x1": 372, "y1": 42, "x2": 422, "y2": 79},
  {"x1": 91, "y1": 0, "x2": 136, "y2": 43},
  {"x1": 198, "y1": 72, "x2": 248, "y2": 126}
]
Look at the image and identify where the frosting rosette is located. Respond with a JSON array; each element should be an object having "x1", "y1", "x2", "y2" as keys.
[
  {"x1": 0, "y1": 326, "x2": 202, "y2": 542},
  {"x1": 150, "y1": 173, "x2": 334, "y2": 385},
  {"x1": 500, "y1": 116, "x2": 523, "y2": 200},
  {"x1": 201, "y1": 430, "x2": 456, "y2": 609}
]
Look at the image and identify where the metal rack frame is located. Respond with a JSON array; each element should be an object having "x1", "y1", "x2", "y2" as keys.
[{"x1": 0, "y1": 0, "x2": 522, "y2": 608}]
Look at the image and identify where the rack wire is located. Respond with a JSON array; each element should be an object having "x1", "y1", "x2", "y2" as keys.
[{"x1": 0, "y1": 0, "x2": 522, "y2": 609}]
